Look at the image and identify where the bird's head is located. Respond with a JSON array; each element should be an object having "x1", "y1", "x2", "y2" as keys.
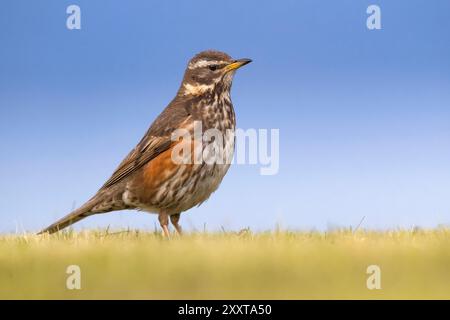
[{"x1": 179, "y1": 50, "x2": 251, "y2": 97}]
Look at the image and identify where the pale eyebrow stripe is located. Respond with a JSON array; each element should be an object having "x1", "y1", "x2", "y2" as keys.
[{"x1": 188, "y1": 60, "x2": 228, "y2": 69}]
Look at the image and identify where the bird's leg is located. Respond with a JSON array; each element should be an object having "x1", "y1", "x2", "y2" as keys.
[
  {"x1": 170, "y1": 213, "x2": 182, "y2": 235},
  {"x1": 158, "y1": 212, "x2": 170, "y2": 238}
]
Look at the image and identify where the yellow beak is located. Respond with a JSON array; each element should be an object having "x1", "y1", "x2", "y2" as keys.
[{"x1": 224, "y1": 58, "x2": 252, "y2": 72}]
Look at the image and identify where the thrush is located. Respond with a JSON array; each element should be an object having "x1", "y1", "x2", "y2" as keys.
[{"x1": 39, "y1": 50, "x2": 251, "y2": 237}]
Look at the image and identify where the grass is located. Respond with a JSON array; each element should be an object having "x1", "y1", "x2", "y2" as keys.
[{"x1": 1, "y1": 228, "x2": 450, "y2": 299}]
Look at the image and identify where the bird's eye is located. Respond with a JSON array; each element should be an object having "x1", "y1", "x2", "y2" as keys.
[{"x1": 209, "y1": 65, "x2": 217, "y2": 71}]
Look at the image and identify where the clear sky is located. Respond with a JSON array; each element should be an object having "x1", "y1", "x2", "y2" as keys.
[{"x1": 1, "y1": 1, "x2": 449, "y2": 233}]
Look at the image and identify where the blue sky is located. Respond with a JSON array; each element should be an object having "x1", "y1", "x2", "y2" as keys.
[{"x1": 1, "y1": 1, "x2": 449, "y2": 233}]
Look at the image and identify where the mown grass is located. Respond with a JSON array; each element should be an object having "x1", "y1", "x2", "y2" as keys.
[{"x1": 0, "y1": 228, "x2": 449, "y2": 299}]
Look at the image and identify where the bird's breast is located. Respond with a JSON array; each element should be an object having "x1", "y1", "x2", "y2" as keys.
[
  {"x1": 201, "y1": 91, "x2": 235, "y2": 131},
  {"x1": 124, "y1": 96, "x2": 236, "y2": 215}
]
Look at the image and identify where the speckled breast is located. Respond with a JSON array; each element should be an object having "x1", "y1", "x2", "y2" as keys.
[{"x1": 123, "y1": 95, "x2": 236, "y2": 215}]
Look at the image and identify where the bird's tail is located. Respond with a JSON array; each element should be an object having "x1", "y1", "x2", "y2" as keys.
[{"x1": 38, "y1": 196, "x2": 101, "y2": 235}]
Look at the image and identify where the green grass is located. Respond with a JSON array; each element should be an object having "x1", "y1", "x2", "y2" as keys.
[{"x1": 1, "y1": 228, "x2": 450, "y2": 299}]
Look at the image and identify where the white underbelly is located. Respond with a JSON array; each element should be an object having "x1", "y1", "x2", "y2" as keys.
[{"x1": 173, "y1": 131, "x2": 235, "y2": 212}]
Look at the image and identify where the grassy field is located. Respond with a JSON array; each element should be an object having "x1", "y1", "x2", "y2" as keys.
[{"x1": 1, "y1": 228, "x2": 449, "y2": 299}]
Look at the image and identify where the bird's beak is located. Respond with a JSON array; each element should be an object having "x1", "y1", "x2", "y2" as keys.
[{"x1": 224, "y1": 58, "x2": 252, "y2": 72}]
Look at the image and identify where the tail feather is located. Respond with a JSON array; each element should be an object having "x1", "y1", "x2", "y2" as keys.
[{"x1": 38, "y1": 197, "x2": 100, "y2": 235}]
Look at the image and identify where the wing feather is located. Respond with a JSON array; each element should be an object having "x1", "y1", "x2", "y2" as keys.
[
  {"x1": 100, "y1": 136, "x2": 172, "y2": 189},
  {"x1": 99, "y1": 101, "x2": 194, "y2": 190}
]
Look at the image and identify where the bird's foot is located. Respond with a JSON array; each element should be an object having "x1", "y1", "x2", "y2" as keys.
[
  {"x1": 170, "y1": 213, "x2": 182, "y2": 236},
  {"x1": 161, "y1": 224, "x2": 170, "y2": 239},
  {"x1": 159, "y1": 213, "x2": 171, "y2": 239}
]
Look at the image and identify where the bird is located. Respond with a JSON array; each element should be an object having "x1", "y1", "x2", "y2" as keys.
[{"x1": 38, "y1": 50, "x2": 252, "y2": 237}]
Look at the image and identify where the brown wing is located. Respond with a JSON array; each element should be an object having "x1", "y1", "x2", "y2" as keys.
[
  {"x1": 100, "y1": 99, "x2": 193, "y2": 190},
  {"x1": 100, "y1": 136, "x2": 172, "y2": 189}
]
